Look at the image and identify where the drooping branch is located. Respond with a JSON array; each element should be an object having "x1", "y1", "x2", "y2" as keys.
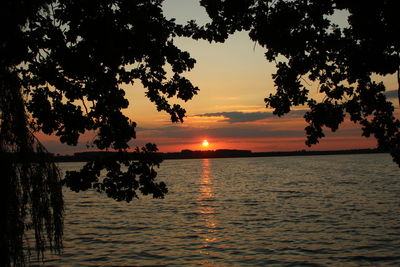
[
  {"x1": 397, "y1": 62, "x2": 400, "y2": 106},
  {"x1": 0, "y1": 72, "x2": 64, "y2": 266}
]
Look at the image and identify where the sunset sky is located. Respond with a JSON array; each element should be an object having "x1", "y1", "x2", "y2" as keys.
[{"x1": 39, "y1": 0, "x2": 399, "y2": 154}]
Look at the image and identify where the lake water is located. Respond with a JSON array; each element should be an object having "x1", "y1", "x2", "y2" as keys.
[{"x1": 32, "y1": 154, "x2": 400, "y2": 266}]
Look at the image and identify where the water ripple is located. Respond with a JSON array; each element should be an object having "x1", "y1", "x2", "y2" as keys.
[{"x1": 30, "y1": 154, "x2": 400, "y2": 266}]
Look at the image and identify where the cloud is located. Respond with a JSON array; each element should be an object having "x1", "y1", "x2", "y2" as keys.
[
  {"x1": 194, "y1": 110, "x2": 306, "y2": 123},
  {"x1": 137, "y1": 122, "x2": 363, "y2": 140},
  {"x1": 385, "y1": 90, "x2": 398, "y2": 100},
  {"x1": 137, "y1": 125, "x2": 302, "y2": 139},
  {"x1": 42, "y1": 118, "x2": 367, "y2": 154}
]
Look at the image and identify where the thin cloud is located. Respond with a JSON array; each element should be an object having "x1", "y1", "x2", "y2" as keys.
[
  {"x1": 194, "y1": 110, "x2": 306, "y2": 123},
  {"x1": 385, "y1": 90, "x2": 398, "y2": 100},
  {"x1": 136, "y1": 123, "x2": 362, "y2": 140},
  {"x1": 137, "y1": 125, "x2": 303, "y2": 138}
]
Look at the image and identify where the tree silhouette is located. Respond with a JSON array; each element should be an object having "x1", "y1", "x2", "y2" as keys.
[
  {"x1": 1, "y1": 0, "x2": 198, "y2": 265},
  {"x1": 198, "y1": 0, "x2": 400, "y2": 165},
  {"x1": 2, "y1": 0, "x2": 399, "y2": 265}
]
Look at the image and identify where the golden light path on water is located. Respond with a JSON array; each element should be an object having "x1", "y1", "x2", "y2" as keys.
[{"x1": 197, "y1": 159, "x2": 218, "y2": 247}]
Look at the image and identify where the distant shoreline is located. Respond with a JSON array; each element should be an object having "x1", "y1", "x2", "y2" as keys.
[{"x1": 53, "y1": 148, "x2": 387, "y2": 162}]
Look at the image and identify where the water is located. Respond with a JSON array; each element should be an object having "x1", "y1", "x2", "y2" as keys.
[{"x1": 32, "y1": 154, "x2": 400, "y2": 266}]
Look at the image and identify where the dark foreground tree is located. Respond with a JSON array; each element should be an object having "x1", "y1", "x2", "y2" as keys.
[
  {"x1": 198, "y1": 0, "x2": 400, "y2": 165},
  {"x1": 2, "y1": 0, "x2": 400, "y2": 265},
  {"x1": 1, "y1": 0, "x2": 198, "y2": 265}
]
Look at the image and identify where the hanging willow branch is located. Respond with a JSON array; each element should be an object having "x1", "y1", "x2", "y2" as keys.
[{"x1": 0, "y1": 71, "x2": 64, "y2": 266}]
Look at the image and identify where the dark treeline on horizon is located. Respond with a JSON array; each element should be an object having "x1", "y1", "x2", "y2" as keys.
[{"x1": 52, "y1": 148, "x2": 388, "y2": 162}]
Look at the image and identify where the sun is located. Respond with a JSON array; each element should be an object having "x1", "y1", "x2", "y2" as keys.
[{"x1": 202, "y1": 140, "x2": 209, "y2": 147}]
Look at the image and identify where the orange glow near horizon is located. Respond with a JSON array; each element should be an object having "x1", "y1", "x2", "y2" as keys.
[
  {"x1": 147, "y1": 135, "x2": 377, "y2": 154},
  {"x1": 35, "y1": 114, "x2": 383, "y2": 155}
]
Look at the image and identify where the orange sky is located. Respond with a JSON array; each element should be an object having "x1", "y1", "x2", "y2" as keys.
[{"x1": 37, "y1": 0, "x2": 399, "y2": 154}]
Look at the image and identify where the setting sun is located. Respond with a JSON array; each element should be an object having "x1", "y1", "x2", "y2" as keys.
[{"x1": 202, "y1": 140, "x2": 209, "y2": 147}]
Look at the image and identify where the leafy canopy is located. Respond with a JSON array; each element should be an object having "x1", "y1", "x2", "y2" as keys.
[
  {"x1": 2, "y1": 0, "x2": 199, "y2": 265},
  {"x1": 19, "y1": 0, "x2": 201, "y2": 200},
  {"x1": 198, "y1": 0, "x2": 400, "y2": 166},
  {"x1": 2, "y1": 0, "x2": 400, "y2": 265}
]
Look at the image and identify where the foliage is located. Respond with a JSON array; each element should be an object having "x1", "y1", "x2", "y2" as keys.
[
  {"x1": 0, "y1": 74, "x2": 63, "y2": 266},
  {"x1": 21, "y1": 0, "x2": 195, "y2": 200},
  {"x1": 1, "y1": 0, "x2": 197, "y2": 265},
  {"x1": 198, "y1": 0, "x2": 400, "y2": 166},
  {"x1": 2, "y1": 0, "x2": 399, "y2": 265},
  {"x1": 63, "y1": 144, "x2": 167, "y2": 202}
]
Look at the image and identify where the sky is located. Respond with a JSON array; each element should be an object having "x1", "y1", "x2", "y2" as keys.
[{"x1": 39, "y1": 0, "x2": 399, "y2": 154}]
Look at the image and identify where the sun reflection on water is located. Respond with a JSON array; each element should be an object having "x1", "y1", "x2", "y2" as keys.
[{"x1": 197, "y1": 159, "x2": 219, "y2": 248}]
